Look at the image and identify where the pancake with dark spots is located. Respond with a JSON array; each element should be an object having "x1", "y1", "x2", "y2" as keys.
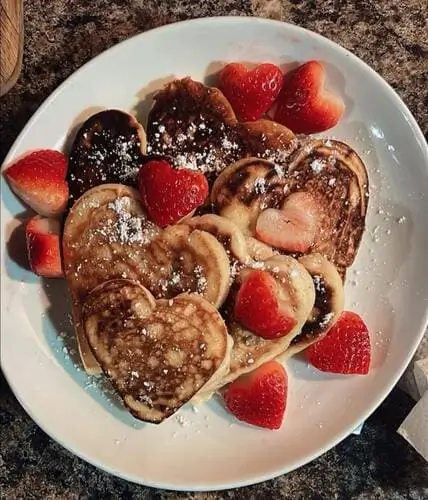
[
  {"x1": 82, "y1": 279, "x2": 232, "y2": 423},
  {"x1": 284, "y1": 253, "x2": 344, "y2": 357},
  {"x1": 147, "y1": 77, "x2": 243, "y2": 183},
  {"x1": 68, "y1": 109, "x2": 146, "y2": 202},
  {"x1": 63, "y1": 184, "x2": 231, "y2": 375},
  {"x1": 211, "y1": 139, "x2": 369, "y2": 276},
  {"x1": 195, "y1": 255, "x2": 316, "y2": 398},
  {"x1": 146, "y1": 78, "x2": 298, "y2": 183}
]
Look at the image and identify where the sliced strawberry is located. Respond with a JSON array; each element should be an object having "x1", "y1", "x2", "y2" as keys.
[
  {"x1": 31, "y1": 150, "x2": 68, "y2": 178},
  {"x1": 256, "y1": 192, "x2": 318, "y2": 253},
  {"x1": 307, "y1": 311, "x2": 371, "y2": 374},
  {"x1": 234, "y1": 269, "x2": 296, "y2": 339},
  {"x1": 224, "y1": 360, "x2": 287, "y2": 430},
  {"x1": 4, "y1": 150, "x2": 69, "y2": 217},
  {"x1": 138, "y1": 160, "x2": 208, "y2": 228},
  {"x1": 219, "y1": 62, "x2": 283, "y2": 121},
  {"x1": 26, "y1": 216, "x2": 63, "y2": 278},
  {"x1": 274, "y1": 60, "x2": 345, "y2": 134}
]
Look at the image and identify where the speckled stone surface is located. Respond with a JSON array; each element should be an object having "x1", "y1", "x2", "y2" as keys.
[{"x1": 1, "y1": 1, "x2": 428, "y2": 498}]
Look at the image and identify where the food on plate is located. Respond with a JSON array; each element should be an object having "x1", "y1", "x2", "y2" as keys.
[
  {"x1": 273, "y1": 60, "x2": 345, "y2": 134},
  {"x1": 4, "y1": 149, "x2": 69, "y2": 217},
  {"x1": 68, "y1": 109, "x2": 146, "y2": 201},
  {"x1": 223, "y1": 360, "x2": 287, "y2": 430},
  {"x1": 184, "y1": 213, "x2": 249, "y2": 263},
  {"x1": 255, "y1": 192, "x2": 319, "y2": 253},
  {"x1": 237, "y1": 118, "x2": 298, "y2": 162},
  {"x1": 26, "y1": 216, "x2": 63, "y2": 278},
  {"x1": 286, "y1": 253, "x2": 344, "y2": 356},
  {"x1": 211, "y1": 139, "x2": 368, "y2": 277},
  {"x1": 233, "y1": 269, "x2": 297, "y2": 339},
  {"x1": 306, "y1": 311, "x2": 371, "y2": 374},
  {"x1": 219, "y1": 63, "x2": 283, "y2": 121},
  {"x1": 147, "y1": 77, "x2": 242, "y2": 181},
  {"x1": 4, "y1": 56, "x2": 371, "y2": 429},
  {"x1": 62, "y1": 184, "x2": 230, "y2": 374},
  {"x1": 138, "y1": 159, "x2": 208, "y2": 227},
  {"x1": 218, "y1": 255, "x2": 315, "y2": 390},
  {"x1": 82, "y1": 279, "x2": 232, "y2": 423},
  {"x1": 146, "y1": 77, "x2": 297, "y2": 182}
]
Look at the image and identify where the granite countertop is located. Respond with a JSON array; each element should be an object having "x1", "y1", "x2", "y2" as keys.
[{"x1": 1, "y1": 1, "x2": 428, "y2": 498}]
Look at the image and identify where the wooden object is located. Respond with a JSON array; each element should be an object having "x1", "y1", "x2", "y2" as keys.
[{"x1": 0, "y1": 0, "x2": 23, "y2": 96}]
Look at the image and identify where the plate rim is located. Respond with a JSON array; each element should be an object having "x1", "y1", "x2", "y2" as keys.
[{"x1": 1, "y1": 16, "x2": 428, "y2": 492}]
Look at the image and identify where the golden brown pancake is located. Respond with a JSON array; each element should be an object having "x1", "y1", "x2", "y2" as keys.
[
  {"x1": 62, "y1": 184, "x2": 231, "y2": 374},
  {"x1": 82, "y1": 279, "x2": 232, "y2": 422},
  {"x1": 211, "y1": 139, "x2": 369, "y2": 276}
]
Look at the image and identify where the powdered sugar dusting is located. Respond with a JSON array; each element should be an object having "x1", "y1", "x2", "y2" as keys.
[
  {"x1": 149, "y1": 118, "x2": 240, "y2": 175},
  {"x1": 311, "y1": 158, "x2": 325, "y2": 174},
  {"x1": 254, "y1": 177, "x2": 266, "y2": 195},
  {"x1": 82, "y1": 130, "x2": 142, "y2": 182},
  {"x1": 194, "y1": 265, "x2": 208, "y2": 293},
  {"x1": 319, "y1": 312, "x2": 334, "y2": 328},
  {"x1": 257, "y1": 139, "x2": 298, "y2": 167},
  {"x1": 107, "y1": 197, "x2": 158, "y2": 245}
]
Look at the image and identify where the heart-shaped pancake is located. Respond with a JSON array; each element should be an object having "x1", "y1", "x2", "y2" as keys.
[
  {"x1": 63, "y1": 184, "x2": 231, "y2": 374},
  {"x1": 224, "y1": 256, "x2": 315, "y2": 383},
  {"x1": 82, "y1": 279, "x2": 232, "y2": 423},
  {"x1": 211, "y1": 139, "x2": 368, "y2": 277}
]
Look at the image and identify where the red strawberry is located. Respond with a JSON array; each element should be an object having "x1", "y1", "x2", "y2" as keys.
[
  {"x1": 307, "y1": 311, "x2": 371, "y2": 374},
  {"x1": 274, "y1": 60, "x2": 345, "y2": 134},
  {"x1": 31, "y1": 149, "x2": 68, "y2": 177},
  {"x1": 26, "y1": 216, "x2": 63, "y2": 278},
  {"x1": 138, "y1": 160, "x2": 209, "y2": 228},
  {"x1": 234, "y1": 269, "x2": 296, "y2": 339},
  {"x1": 256, "y1": 192, "x2": 319, "y2": 253},
  {"x1": 219, "y1": 63, "x2": 283, "y2": 121},
  {"x1": 4, "y1": 150, "x2": 69, "y2": 217},
  {"x1": 224, "y1": 360, "x2": 287, "y2": 430}
]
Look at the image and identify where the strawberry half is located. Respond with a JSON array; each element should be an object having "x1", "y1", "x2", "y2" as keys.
[
  {"x1": 256, "y1": 192, "x2": 319, "y2": 253},
  {"x1": 274, "y1": 60, "x2": 345, "y2": 134},
  {"x1": 26, "y1": 216, "x2": 63, "y2": 278},
  {"x1": 4, "y1": 150, "x2": 69, "y2": 217},
  {"x1": 224, "y1": 360, "x2": 287, "y2": 430},
  {"x1": 138, "y1": 160, "x2": 208, "y2": 228},
  {"x1": 307, "y1": 311, "x2": 371, "y2": 374},
  {"x1": 219, "y1": 63, "x2": 283, "y2": 121},
  {"x1": 234, "y1": 269, "x2": 296, "y2": 339}
]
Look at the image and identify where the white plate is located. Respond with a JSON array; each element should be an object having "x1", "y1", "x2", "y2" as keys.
[{"x1": 1, "y1": 17, "x2": 428, "y2": 491}]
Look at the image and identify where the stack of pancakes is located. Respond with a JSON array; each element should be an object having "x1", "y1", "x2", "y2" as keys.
[{"x1": 64, "y1": 77, "x2": 368, "y2": 423}]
